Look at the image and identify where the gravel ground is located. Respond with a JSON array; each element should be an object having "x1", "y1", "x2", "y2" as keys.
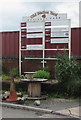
[
  {"x1": 2, "y1": 98, "x2": 79, "y2": 112},
  {"x1": 24, "y1": 98, "x2": 79, "y2": 111},
  {"x1": 0, "y1": 90, "x2": 80, "y2": 113}
]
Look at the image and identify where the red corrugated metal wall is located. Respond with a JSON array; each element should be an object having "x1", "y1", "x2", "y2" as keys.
[
  {"x1": 79, "y1": 28, "x2": 81, "y2": 56},
  {"x1": 2, "y1": 31, "x2": 19, "y2": 57},
  {"x1": 0, "y1": 33, "x2": 2, "y2": 57},
  {"x1": 71, "y1": 28, "x2": 80, "y2": 56},
  {"x1": 1, "y1": 28, "x2": 81, "y2": 58}
]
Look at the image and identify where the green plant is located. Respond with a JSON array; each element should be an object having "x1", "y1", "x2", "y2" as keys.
[
  {"x1": 21, "y1": 75, "x2": 25, "y2": 79},
  {"x1": 48, "y1": 93, "x2": 63, "y2": 98},
  {"x1": 67, "y1": 80, "x2": 81, "y2": 97},
  {"x1": 55, "y1": 53, "x2": 81, "y2": 97},
  {"x1": 18, "y1": 89, "x2": 28, "y2": 95},
  {"x1": 33, "y1": 70, "x2": 50, "y2": 79},
  {"x1": 9, "y1": 67, "x2": 19, "y2": 78},
  {"x1": 77, "y1": 62, "x2": 81, "y2": 79},
  {"x1": 55, "y1": 53, "x2": 80, "y2": 83},
  {"x1": 2, "y1": 74, "x2": 9, "y2": 80}
]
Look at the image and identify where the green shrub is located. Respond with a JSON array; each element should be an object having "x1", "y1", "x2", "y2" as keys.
[
  {"x1": 55, "y1": 53, "x2": 80, "y2": 83},
  {"x1": 2, "y1": 74, "x2": 9, "y2": 80},
  {"x1": 9, "y1": 68, "x2": 19, "y2": 78},
  {"x1": 21, "y1": 75, "x2": 25, "y2": 79},
  {"x1": 55, "y1": 53, "x2": 81, "y2": 97},
  {"x1": 67, "y1": 80, "x2": 81, "y2": 97},
  {"x1": 77, "y1": 63, "x2": 81, "y2": 79},
  {"x1": 33, "y1": 70, "x2": 50, "y2": 79}
]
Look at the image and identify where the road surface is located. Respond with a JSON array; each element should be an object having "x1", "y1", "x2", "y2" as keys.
[{"x1": 1, "y1": 106, "x2": 71, "y2": 118}]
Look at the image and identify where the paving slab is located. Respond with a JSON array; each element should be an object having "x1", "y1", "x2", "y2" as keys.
[{"x1": 56, "y1": 106, "x2": 81, "y2": 118}]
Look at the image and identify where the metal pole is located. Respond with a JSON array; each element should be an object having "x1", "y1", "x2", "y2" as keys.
[
  {"x1": 69, "y1": 19, "x2": 71, "y2": 59},
  {"x1": 42, "y1": 21, "x2": 45, "y2": 68},
  {"x1": 19, "y1": 25, "x2": 21, "y2": 76}
]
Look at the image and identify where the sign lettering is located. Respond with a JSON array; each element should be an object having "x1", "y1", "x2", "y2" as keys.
[
  {"x1": 50, "y1": 11, "x2": 58, "y2": 16},
  {"x1": 30, "y1": 11, "x2": 58, "y2": 18}
]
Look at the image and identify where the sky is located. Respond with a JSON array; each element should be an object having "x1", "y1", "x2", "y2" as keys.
[{"x1": 0, "y1": 0, "x2": 80, "y2": 31}]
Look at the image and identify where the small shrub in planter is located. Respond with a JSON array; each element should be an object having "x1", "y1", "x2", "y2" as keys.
[{"x1": 33, "y1": 70, "x2": 50, "y2": 79}]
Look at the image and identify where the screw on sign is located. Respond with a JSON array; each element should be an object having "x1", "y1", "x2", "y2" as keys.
[{"x1": 42, "y1": 14, "x2": 46, "y2": 18}]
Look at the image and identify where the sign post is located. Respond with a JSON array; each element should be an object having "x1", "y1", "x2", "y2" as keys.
[
  {"x1": 19, "y1": 28, "x2": 21, "y2": 76},
  {"x1": 42, "y1": 21, "x2": 45, "y2": 68}
]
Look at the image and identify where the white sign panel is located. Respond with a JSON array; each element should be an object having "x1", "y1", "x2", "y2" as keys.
[
  {"x1": 51, "y1": 32, "x2": 69, "y2": 37},
  {"x1": 27, "y1": 22, "x2": 44, "y2": 28},
  {"x1": 51, "y1": 20, "x2": 70, "y2": 26},
  {"x1": 51, "y1": 27, "x2": 69, "y2": 32},
  {"x1": 27, "y1": 26, "x2": 43, "y2": 29},
  {"x1": 45, "y1": 25, "x2": 69, "y2": 29},
  {"x1": 27, "y1": 28, "x2": 43, "y2": 32},
  {"x1": 27, "y1": 33, "x2": 43, "y2": 38},
  {"x1": 51, "y1": 38, "x2": 69, "y2": 43},
  {"x1": 26, "y1": 45, "x2": 43, "y2": 50}
]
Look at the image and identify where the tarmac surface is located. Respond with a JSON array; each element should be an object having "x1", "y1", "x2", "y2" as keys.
[
  {"x1": 2, "y1": 106, "x2": 72, "y2": 118},
  {"x1": 1, "y1": 98, "x2": 81, "y2": 119}
]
